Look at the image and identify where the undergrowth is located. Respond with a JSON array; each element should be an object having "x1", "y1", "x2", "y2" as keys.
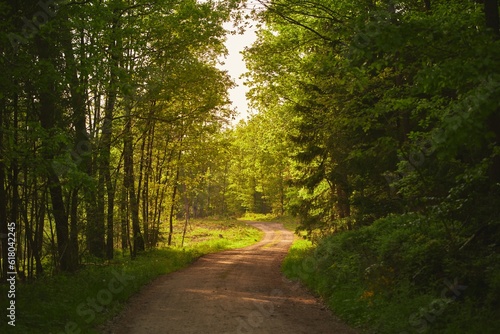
[{"x1": 282, "y1": 213, "x2": 500, "y2": 333}]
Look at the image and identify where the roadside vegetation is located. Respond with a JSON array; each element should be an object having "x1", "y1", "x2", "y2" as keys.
[
  {"x1": 242, "y1": 1, "x2": 500, "y2": 333},
  {"x1": 282, "y1": 213, "x2": 500, "y2": 333},
  {"x1": 0, "y1": 219, "x2": 262, "y2": 334}
]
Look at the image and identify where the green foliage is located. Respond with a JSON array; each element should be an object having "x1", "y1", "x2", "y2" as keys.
[
  {"x1": 246, "y1": 1, "x2": 500, "y2": 330},
  {"x1": 0, "y1": 0, "x2": 244, "y2": 277},
  {"x1": 223, "y1": 113, "x2": 298, "y2": 216},
  {"x1": 244, "y1": 0, "x2": 500, "y2": 231},
  {"x1": 283, "y1": 213, "x2": 500, "y2": 332}
]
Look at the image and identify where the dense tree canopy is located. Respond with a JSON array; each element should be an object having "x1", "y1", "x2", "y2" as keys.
[
  {"x1": 1, "y1": 0, "x2": 500, "y2": 330},
  {"x1": 244, "y1": 0, "x2": 500, "y2": 233},
  {"x1": 241, "y1": 0, "x2": 500, "y2": 331},
  {"x1": 0, "y1": 0, "x2": 244, "y2": 277}
]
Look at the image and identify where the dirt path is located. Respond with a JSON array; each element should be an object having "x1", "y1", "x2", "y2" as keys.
[{"x1": 102, "y1": 222, "x2": 357, "y2": 334}]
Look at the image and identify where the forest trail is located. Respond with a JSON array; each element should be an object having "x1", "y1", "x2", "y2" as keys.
[{"x1": 101, "y1": 222, "x2": 357, "y2": 334}]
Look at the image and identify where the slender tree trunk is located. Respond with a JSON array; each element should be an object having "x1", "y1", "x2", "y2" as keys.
[
  {"x1": 106, "y1": 174, "x2": 115, "y2": 259},
  {"x1": 168, "y1": 148, "x2": 183, "y2": 246},
  {"x1": 120, "y1": 184, "x2": 129, "y2": 252},
  {"x1": 138, "y1": 133, "x2": 147, "y2": 246},
  {"x1": 279, "y1": 168, "x2": 285, "y2": 216},
  {"x1": 69, "y1": 189, "x2": 79, "y2": 267},
  {"x1": 144, "y1": 121, "x2": 155, "y2": 246},
  {"x1": 137, "y1": 124, "x2": 152, "y2": 248},
  {"x1": 181, "y1": 184, "x2": 189, "y2": 247},
  {"x1": 34, "y1": 185, "x2": 45, "y2": 277},
  {"x1": 168, "y1": 172, "x2": 179, "y2": 246},
  {"x1": 99, "y1": 18, "x2": 120, "y2": 260},
  {"x1": 152, "y1": 137, "x2": 172, "y2": 245},
  {"x1": 153, "y1": 184, "x2": 167, "y2": 246},
  {"x1": 123, "y1": 104, "x2": 144, "y2": 258},
  {"x1": 138, "y1": 104, "x2": 156, "y2": 248},
  {"x1": 93, "y1": 171, "x2": 106, "y2": 258},
  {"x1": 60, "y1": 25, "x2": 89, "y2": 264},
  {"x1": 103, "y1": 62, "x2": 118, "y2": 260},
  {"x1": 25, "y1": 201, "x2": 44, "y2": 279},
  {"x1": 25, "y1": 212, "x2": 33, "y2": 279},
  {"x1": 222, "y1": 163, "x2": 228, "y2": 216}
]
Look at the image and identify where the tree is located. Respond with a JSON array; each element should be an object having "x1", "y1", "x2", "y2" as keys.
[
  {"x1": 244, "y1": 0, "x2": 500, "y2": 235},
  {"x1": 0, "y1": 0, "x2": 242, "y2": 274}
]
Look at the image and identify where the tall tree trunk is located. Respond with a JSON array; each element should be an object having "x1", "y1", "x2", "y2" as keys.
[
  {"x1": 137, "y1": 103, "x2": 156, "y2": 248},
  {"x1": 144, "y1": 121, "x2": 155, "y2": 247},
  {"x1": 277, "y1": 167, "x2": 285, "y2": 216},
  {"x1": 34, "y1": 184, "x2": 46, "y2": 277},
  {"x1": 105, "y1": 173, "x2": 115, "y2": 259},
  {"x1": 152, "y1": 183, "x2": 167, "y2": 247},
  {"x1": 25, "y1": 184, "x2": 44, "y2": 279},
  {"x1": 35, "y1": 36, "x2": 76, "y2": 272},
  {"x1": 93, "y1": 170, "x2": 106, "y2": 258},
  {"x1": 168, "y1": 148, "x2": 183, "y2": 246},
  {"x1": 103, "y1": 22, "x2": 120, "y2": 260},
  {"x1": 69, "y1": 189, "x2": 79, "y2": 267},
  {"x1": 181, "y1": 184, "x2": 189, "y2": 247},
  {"x1": 123, "y1": 104, "x2": 144, "y2": 258},
  {"x1": 100, "y1": 101, "x2": 115, "y2": 260},
  {"x1": 120, "y1": 184, "x2": 129, "y2": 252},
  {"x1": 61, "y1": 25, "x2": 88, "y2": 264},
  {"x1": 137, "y1": 126, "x2": 149, "y2": 248}
]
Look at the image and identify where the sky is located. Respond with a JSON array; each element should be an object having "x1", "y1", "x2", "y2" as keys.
[{"x1": 218, "y1": 21, "x2": 259, "y2": 124}]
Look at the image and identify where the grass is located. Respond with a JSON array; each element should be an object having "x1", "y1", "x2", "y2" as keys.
[
  {"x1": 281, "y1": 216, "x2": 500, "y2": 334},
  {"x1": 282, "y1": 237, "x2": 410, "y2": 333},
  {"x1": 0, "y1": 218, "x2": 262, "y2": 334},
  {"x1": 238, "y1": 212, "x2": 301, "y2": 232},
  {"x1": 166, "y1": 217, "x2": 262, "y2": 250}
]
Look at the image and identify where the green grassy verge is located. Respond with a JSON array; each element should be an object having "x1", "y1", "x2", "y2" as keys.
[
  {"x1": 0, "y1": 219, "x2": 262, "y2": 334},
  {"x1": 282, "y1": 215, "x2": 500, "y2": 333}
]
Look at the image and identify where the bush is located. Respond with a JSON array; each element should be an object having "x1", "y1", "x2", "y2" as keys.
[{"x1": 283, "y1": 212, "x2": 500, "y2": 332}]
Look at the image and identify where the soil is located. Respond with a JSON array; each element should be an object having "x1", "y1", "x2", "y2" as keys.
[{"x1": 100, "y1": 222, "x2": 357, "y2": 334}]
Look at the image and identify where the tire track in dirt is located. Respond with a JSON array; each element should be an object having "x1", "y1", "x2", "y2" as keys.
[{"x1": 101, "y1": 222, "x2": 356, "y2": 334}]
